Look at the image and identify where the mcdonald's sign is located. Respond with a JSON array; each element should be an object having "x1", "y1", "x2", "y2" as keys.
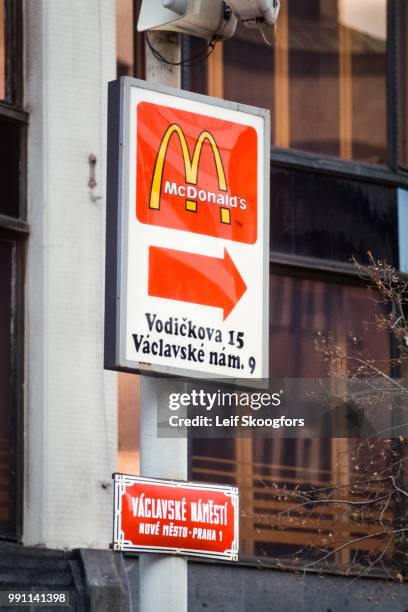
[
  {"x1": 105, "y1": 78, "x2": 269, "y2": 381},
  {"x1": 136, "y1": 101, "x2": 258, "y2": 244}
]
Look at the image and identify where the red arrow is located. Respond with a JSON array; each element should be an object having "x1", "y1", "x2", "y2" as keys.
[{"x1": 148, "y1": 246, "x2": 247, "y2": 320}]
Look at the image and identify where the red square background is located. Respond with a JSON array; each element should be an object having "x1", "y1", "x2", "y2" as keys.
[{"x1": 136, "y1": 101, "x2": 258, "y2": 244}]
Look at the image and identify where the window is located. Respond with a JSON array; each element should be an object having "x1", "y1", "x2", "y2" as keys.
[
  {"x1": 181, "y1": 0, "x2": 404, "y2": 575},
  {"x1": 269, "y1": 167, "x2": 398, "y2": 263},
  {"x1": 215, "y1": 0, "x2": 388, "y2": 164},
  {"x1": 267, "y1": 272, "x2": 391, "y2": 379},
  {"x1": 192, "y1": 272, "x2": 395, "y2": 567},
  {"x1": 120, "y1": 1, "x2": 406, "y2": 575},
  {"x1": 0, "y1": 0, "x2": 25, "y2": 540},
  {"x1": 0, "y1": 120, "x2": 22, "y2": 218}
]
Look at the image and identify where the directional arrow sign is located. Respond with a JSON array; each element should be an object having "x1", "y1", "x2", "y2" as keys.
[
  {"x1": 105, "y1": 79, "x2": 270, "y2": 381},
  {"x1": 148, "y1": 246, "x2": 247, "y2": 320}
]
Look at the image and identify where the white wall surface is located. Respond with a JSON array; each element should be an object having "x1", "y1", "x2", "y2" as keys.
[{"x1": 24, "y1": 0, "x2": 117, "y2": 548}]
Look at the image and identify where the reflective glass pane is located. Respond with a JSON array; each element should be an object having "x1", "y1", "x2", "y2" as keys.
[
  {"x1": 222, "y1": 24, "x2": 276, "y2": 143},
  {"x1": 192, "y1": 274, "x2": 392, "y2": 567},
  {"x1": 340, "y1": 0, "x2": 387, "y2": 163},
  {"x1": 288, "y1": 0, "x2": 387, "y2": 162},
  {"x1": 287, "y1": 0, "x2": 341, "y2": 157},
  {"x1": 268, "y1": 274, "x2": 390, "y2": 378},
  {"x1": 116, "y1": 0, "x2": 134, "y2": 77},
  {"x1": 117, "y1": 373, "x2": 140, "y2": 475},
  {"x1": 220, "y1": 0, "x2": 387, "y2": 164}
]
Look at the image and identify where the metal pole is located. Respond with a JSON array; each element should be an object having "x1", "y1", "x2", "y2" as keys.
[
  {"x1": 139, "y1": 378, "x2": 187, "y2": 612},
  {"x1": 139, "y1": 31, "x2": 188, "y2": 612}
]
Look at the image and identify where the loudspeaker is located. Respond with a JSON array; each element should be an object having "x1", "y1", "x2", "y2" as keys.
[
  {"x1": 225, "y1": 0, "x2": 280, "y2": 27},
  {"x1": 137, "y1": 0, "x2": 237, "y2": 40}
]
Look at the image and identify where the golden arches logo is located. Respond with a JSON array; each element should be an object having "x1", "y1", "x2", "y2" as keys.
[{"x1": 149, "y1": 124, "x2": 231, "y2": 224}]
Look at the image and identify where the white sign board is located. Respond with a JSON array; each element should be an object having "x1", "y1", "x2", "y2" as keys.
[{"x1": 105, "y1": 78, "x2": 269, "y2": 381}]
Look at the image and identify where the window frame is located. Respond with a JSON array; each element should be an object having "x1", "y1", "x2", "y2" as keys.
[{"x1": 0, "y1": 0, "x2": 26, "y2": 542}]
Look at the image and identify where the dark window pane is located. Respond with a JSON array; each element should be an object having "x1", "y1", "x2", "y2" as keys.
[
  {"x1": 0, "y1": 121, "x2": 20, "y2": 217},
  {"x1": 0, "y1": 240, "x2": 13, "y2": 532},
  {"x1": 400, "y1": 1, "x2": 408, "y2": 169},
  {"x1": 270, "y1": 167, "x2": 398, "y2": 263},
  {"x1": 0, "y1": 1, "x2": 4, "y2": 100}
]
